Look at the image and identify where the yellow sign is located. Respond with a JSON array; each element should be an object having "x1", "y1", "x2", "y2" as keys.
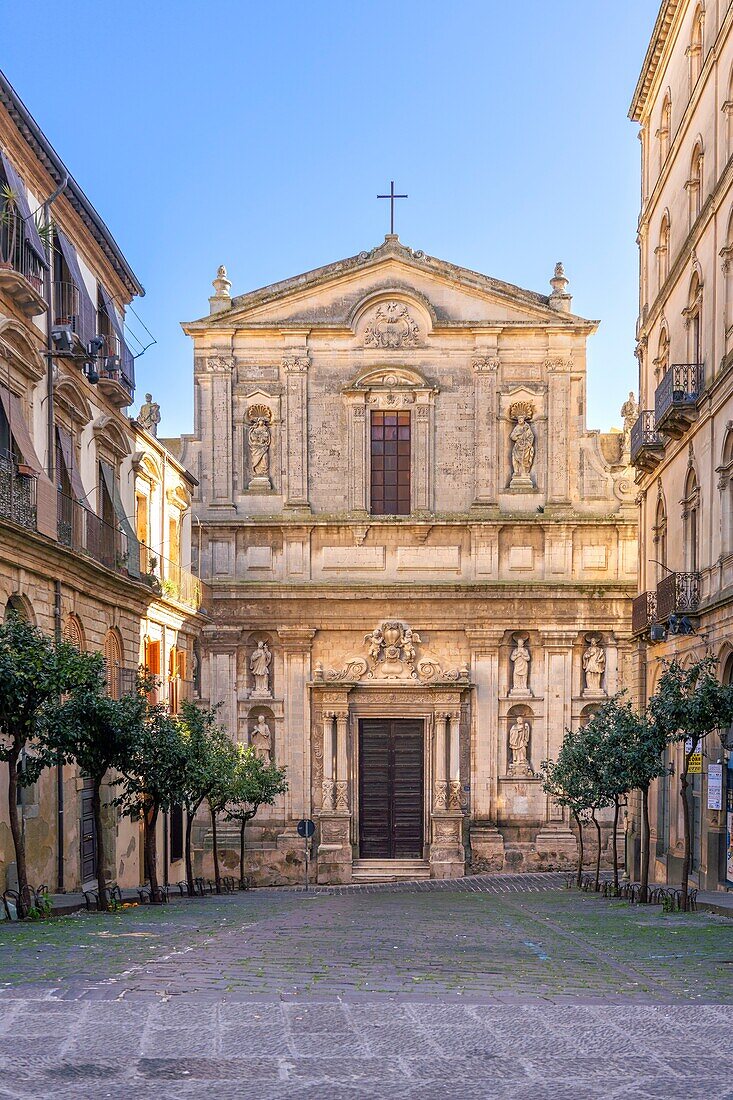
[{"x1": 688, "y1": 753, "x2": 703, "y2": 774}]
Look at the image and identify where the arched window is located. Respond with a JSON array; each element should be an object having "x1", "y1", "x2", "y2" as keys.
[
  {"x1": 719, "y1": 429, "x2": 733, "y2": 556},
  {"x1": 683, "y1": 467, "x2": 700, "y2": 572},
  {"x1": 653, "y1": 491, "x2": 667, "y2": 584},
  {"x1": 656, "y1": 324, "x2": 670, "y2": 377},
  {"x1": 688, "y1": 141, "x2": 704, "y2": 224},
  {"x1": 658, "y1": 92, "x2": 672, "y2": 169},
  {"x1": 656, "y1": 211, "x2": 670, "y2": 289},
  {"x1": 723, "y1": 209, "x2": 733, "y2": 351},
  {"x1": 722, "y1": 653, "x2": 733, "y2": 751},
  {"x1": 689, "y1": 5, "x2": 704, "y2": 90},
  {"x1": 62, "y1": 614, "x2": 85, "y2": 651},
  {"x1": 686, "y1": 272, "x2": 703, "y2": 365},
  {"x1": 726, "y1": 67, "x2": 733, "y2": 158},
  {"x1": 103, "y1": 628, "x2": 122, "y2": 699},
  {"x1": 4, "y1": 593, "x2": 34, "y2": 623}
]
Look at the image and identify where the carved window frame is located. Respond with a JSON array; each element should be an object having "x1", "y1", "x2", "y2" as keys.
[{"x1": 343, "y1": 369, "x2": 438, "y2": 517}]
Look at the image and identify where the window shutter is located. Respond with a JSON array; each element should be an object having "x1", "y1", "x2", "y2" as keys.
[
  {"x1": 0, "y1": 385, "x2": 56, "y2": 539},
  {"x1": 56, "y1": 424, "x2": 85, "y2": 501},
  {"x1": 0, "y1": 150, "x2": 49, "y2": 267},
  {"x1": 99, "y1": 459, "x2": 140, "y2": 577},
  {"x1": 99, "y1": 283, "x2": 135, "y2": 392},
  {"x1": 55, "y1": 229, "x2": 97, "y2": 348}
]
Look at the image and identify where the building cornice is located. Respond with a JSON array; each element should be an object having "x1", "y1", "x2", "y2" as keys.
[{"x1": 629, "y1": 1, "x2": 681, "y2": 122}]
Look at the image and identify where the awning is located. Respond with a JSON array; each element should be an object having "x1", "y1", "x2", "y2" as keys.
[
  {"x1": 99, "y1": 282, "x2": 135, "y2": 389},
  {"x1": 55, "y1": 228, "x2": 97, "y2": 348},
  {"x1": 0, "y1": 385, "x2": 56, "y2": 539},
  {"x1": 56, "y1": 424, "x2": 85, "y2": 502},
  {"x1": 99, "y1": 459, "x2": 140, "y2": 577},
  {"x1": 0, "y1": 149, "x2": 49, "y2": 268}
]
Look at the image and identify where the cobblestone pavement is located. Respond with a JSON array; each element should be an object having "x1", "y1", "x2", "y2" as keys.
[{"x1": 0, "y1": 874, "x2": 731, "y2": 1098}]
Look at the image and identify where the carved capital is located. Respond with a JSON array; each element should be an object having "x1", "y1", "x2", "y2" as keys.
[
  {"x1": 282, "y1": 355, "x2": 310, "y2": 374},
  {"x1": 433, "y1": 780, "x2": 448, "y2": 811},
  {"x1": 544, "y1": 357, "x2": 572, "y2": 373},
  {"x1": 334, "y1": 780, "x2": 349, "y2": 812},
  {"x1": 205, "y1": 355, "x2": 235, "y2": 374},
  {"x1": 472, "y1": 356, "x2": 500, "y2": 374},
  {"x1": 322, "y1": 779, "x2": 336, "y2": 812},
  {"x1": 447, "y1": 779, "x2": 463, "y2": 810}
]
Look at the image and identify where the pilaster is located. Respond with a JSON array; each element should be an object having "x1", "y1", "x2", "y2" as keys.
[
  {"x1": 277, "y1": 628, "x2": 315, "y2": 825},
  {"x1": 282, "y1": 352, "x2": 311, "y2": 510},
  {"x1": 471, "y1": 350, "x2": 500, "y2": 507},
  {"x1": 545, "y1": 355, "x2": 572, "y2": 505}
]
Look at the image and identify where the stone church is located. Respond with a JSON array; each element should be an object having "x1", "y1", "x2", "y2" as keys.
[{"x1": 179, "y1": 234, "x2": 637, "y2": 884}]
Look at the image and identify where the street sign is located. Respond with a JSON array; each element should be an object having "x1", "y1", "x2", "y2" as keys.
[
  {"x1": 685, "y1": 737, "x2": 703, "y2": 775},
  {"x1": 297, "y1": 819, "x2": 315, "y2": 838}
]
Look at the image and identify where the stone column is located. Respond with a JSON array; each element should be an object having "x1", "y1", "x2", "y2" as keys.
[
  {"x1": 433, "y1": 713, "x2": 448, "y2": 810},
  {"x1": 448, "y1": 712, "x2": 461, "y2": 809},
  {"x1": 466, "y1": 629, "x2": 504, "y2": 867},
  {"x1": 471, "y1": 353, "x2": 500, "y2": 508},
  {"x1": 200, "y1": 356, "x2": 234, "y2": 509},
  {"x1": 277, "y1": 628, "x2": 315, "y2": 828},
  {"x1": 535, "y1": 629, "x2": 577, "y2": 865},
  {"x1": 321, "y1": 711, "x2": 335, "y2": 811},
  {"x1": 282, "y1": 354, "x2": 310, "y2": 510},
  {"x1": 545, "y1": 356, "x2": 572, "y2": 506},
  {"x1": 347, "y1": 400, "x2": 368, "y2": 515},
  {"x1": 315, "y1": 689, "x2": 352, "y2": 885},
  {"x1": 413, "y1": 402, "x2": 433, "y2": 514},
  {"x1": 335, "y1": 710, "x2": 350, "y2": 812}
]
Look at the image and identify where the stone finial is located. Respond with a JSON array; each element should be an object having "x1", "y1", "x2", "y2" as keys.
[
  {"x1": 209, "y1": 265, "x2": 232, "y2": 314},
  {"x1": 549, "y1": 261, "x2": 572, "y2": 313}
]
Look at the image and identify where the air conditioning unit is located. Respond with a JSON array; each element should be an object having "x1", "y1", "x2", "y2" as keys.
[
  {"x1": 104, "y1": 354, "x2": 121, "y2": 372},
  {"x1": 649, "y1": 623, "x2": 666, "y2": 643}
]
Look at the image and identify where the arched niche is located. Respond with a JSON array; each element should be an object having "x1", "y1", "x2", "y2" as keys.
[
  {"x1": 245, "y1": 704, "x2": 276, "y2": 763},
  {"x1": 4, "y1": 592, "x2": 35, "y2": 624},
  {"x1": 506, "y1": 702, "x2": 534, "y2": 778},
  {"x1": 242, "y1": 630, "x2": 275, "y2": 700}
]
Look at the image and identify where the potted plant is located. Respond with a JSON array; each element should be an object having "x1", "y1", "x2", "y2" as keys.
[{"x1": 0, "y1": 184, "x2": 19, "y2": 270}]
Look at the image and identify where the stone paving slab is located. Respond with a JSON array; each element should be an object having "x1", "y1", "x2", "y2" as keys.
[{"x1": 0, "y1": 880, "x2": 732, "y2": 1097}]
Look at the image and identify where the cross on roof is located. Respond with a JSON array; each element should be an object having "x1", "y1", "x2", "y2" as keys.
[{"x1": 377, "y1": 180, "x2": 408, "y2": 235}]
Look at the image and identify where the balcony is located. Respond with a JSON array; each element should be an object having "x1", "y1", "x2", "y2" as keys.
[
  {"x1": 139, "y1": 543, "x2": 208, "y2": 612},
  {"x1": 0, "y1": 453, "x2": 37, "y2": 530},
  {"x1": 656, "y1": 571, "x2": 701, "y2": 622},
  {"x1": 0, "y1": 212, "x2": 46, "y2": 317},
  {"x1": 630, "y1": 410, "x2": 664, "y2": 472},
  {"x1": 654, "y1": 363, "x2": 704, "y2": 438},
  {"x1": 632, "y1": 590, "x2": 657, "y2": 636},
  {"x1": 53, "y1": 281, "x2": 82, "y2": 343},
  {"x1": 97, "y1": 331, "x2": 134, "y2": 407},
  {"x1": 57, "y1": 491, "x2": 131, "y2": 574}
]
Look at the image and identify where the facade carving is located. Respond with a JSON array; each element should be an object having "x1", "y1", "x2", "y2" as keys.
[{"x1": 180, "y1": 232, "x2": 635, "y2": 886}]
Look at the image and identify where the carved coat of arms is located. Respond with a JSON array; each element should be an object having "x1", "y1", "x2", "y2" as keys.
[{"x1": 364, "y1": 302, "x2": 419, "y2": 349}]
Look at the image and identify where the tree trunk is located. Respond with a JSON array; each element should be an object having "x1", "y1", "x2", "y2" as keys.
[
  {"x1": 185, "y1": 809, "x2": 196, "y2": 897},
  {"x1": 92, "y1": 776, "x2": 108, "y2": 912},
  {"x1": 592, "y1": 811, "x2": 602, "y2": 891},
  {"x1": 7, "y1": 751, "x2": 29, "y2": 918},
  {"x1": 640, "y1": 785, "x2": 650, "y2": 904},
  {"x1": 145, "y1": 806, "x2": 161, "y2": 903},
  {"x1": 210, "y1": 803, "x2": 221, "y2": 894},
  {"x1": 680, "y1": 765, "x2": 691, "y2": 912},
  {"x1": 573, "y1": 810, "x2": 584, "y2": 888},
  {"x1": 239, "y1": 818, "x2": 246, "y2": 889},
  {"x1": 612, "y1": 798, "x2": 620, "y2": 893}
]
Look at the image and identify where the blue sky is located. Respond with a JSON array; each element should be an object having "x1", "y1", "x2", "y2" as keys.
[{"x1": 2, "y1": 0, "x2": 658, "y2": 436}]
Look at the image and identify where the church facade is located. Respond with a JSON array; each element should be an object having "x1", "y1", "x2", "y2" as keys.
[{"x1": 180, "y1": 235, "x2": 637, "y2": 884}]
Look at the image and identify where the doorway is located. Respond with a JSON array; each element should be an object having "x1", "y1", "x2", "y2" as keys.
[{"x1": 358, "y1": 718, "x2": 424, "y2": 858}]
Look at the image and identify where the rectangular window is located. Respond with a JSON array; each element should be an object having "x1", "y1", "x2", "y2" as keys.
[
  {"x1": 170, "y1": 804, "x2": 184, "y2": 863},
  {"x1": 370, "y1": 410, "x2": 410, "y2": 515}
]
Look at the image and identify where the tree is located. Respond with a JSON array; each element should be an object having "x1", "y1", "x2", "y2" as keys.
[
  {"x1": 540, "y1": 731, "x2": 593, "y2": 888},
  {"x1": 648, "y1": 656, "x2": 733, "y2": 910},
  {"x1": 204, "y1": 731, "x2": 238, "y2": 894},
  {"x1": 117, "y1": 703, "x2": 186, "y2": 903},
  {"x1": 225, "y1": 745, "x2": 288, "y2": 888},
  {"x1": 44, "y1": 668, "x2": 146, "y2": 911},
  {"x1": 178, "y1": 701, "x2": 233, "y2": 896},
  {"x1": 623, "y1": 707, "x2": 667, "y2": 903},
  {"x1": 0, "y1": 616, "x2": 97, "y2": 915}
]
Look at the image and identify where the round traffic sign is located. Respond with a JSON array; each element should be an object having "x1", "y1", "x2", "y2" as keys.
[{"x1": 297, "y1": 818, "x2": 316, "y2": 838}]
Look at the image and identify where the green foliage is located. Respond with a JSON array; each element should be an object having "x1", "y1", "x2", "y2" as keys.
[
  {"x1": 116, "y1": 701, "x2": 187, "y2": 822},
  {"x1": 225, "y1": 744, "x2": 288, "y2": 825},
  {"x1": 26, "y1": 891, "x2": 52, "y2": 921},
  {"x1": 648, "y1": 656, "x2": 733, "y2": 765},
  {"x1": 0, "y1": 615, "x2": 100, "y2": 781},
  {"x1": 178, "y1": 701, "x2": 231, "y2": 815}
]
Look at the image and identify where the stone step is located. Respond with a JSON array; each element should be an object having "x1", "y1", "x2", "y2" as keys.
[{"x1": 352, "y1": 859, "x2": 431, "y2": 883}]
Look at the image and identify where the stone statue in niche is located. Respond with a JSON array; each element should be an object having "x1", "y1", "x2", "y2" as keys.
[
  {"x1": 249, "y1": 640, "x2": 272, "y2": 698},
  {"x1": 250, "y1": 714, "x2": 273, "y2": 763},
  {"x1": 508, "y1": 715, "x2": 532, "y2": 776},
  {"x1": 247, "y1": 415, "x2": 272, "y2": 488},
  {"x1": 509, "y1": 633, "x2": 531, "y2": 696},
  {"x1": 509, "y1": 401, "x2": 535, "y2": 489},
  {"x1": 582, "y1": 635, "x2": 606, "y2": 696},
  {"x1": 138, "y1": 393, "x2": 161, "y2": 436},
  {"x1": 621, "y1": 391, "x2": 638, "y2": 457}
]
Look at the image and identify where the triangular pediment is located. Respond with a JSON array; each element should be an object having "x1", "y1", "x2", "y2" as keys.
[{"x1": 183, "y1": 237, "x2": 596, "y2": 334}]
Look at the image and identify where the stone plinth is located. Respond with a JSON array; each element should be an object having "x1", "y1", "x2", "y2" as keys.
[
  {"x1": 316, "y1": 813, "x2": 352, "y2": 885},
  {"x1": 429, "y1": 812, "x2": 465, "y2": 878},
  {"x1": 469, "y1": 825, "x2": 505, "y2": 871}
]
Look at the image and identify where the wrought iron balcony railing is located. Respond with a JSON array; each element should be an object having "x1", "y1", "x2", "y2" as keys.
[
  {"x1": 654, "y1": 363, "x2": 704, "y2": 434},
  {"x1": 53, "y1": 281, "x2": 81, "y2": 330},
  {"x1": 139, "y1": 543, "x2": 207, "y2": 612},
  {"x1": 0, "y1": 453, "x2": 37, "y2": 531},
  {"x1": 632, "y1": 590, "x2": 657, "y2": 636},
  {"x1": 630, "y1": 410, "x2": 664, "y2": 467},
  {"x1": 0, "y1": 211, "x2": 46, "y2": 312},
  {"x1": 57, "y1": 491, "x2": 130, "y2": 574},
  {"x1": 656, "y1": 571, "x2": 701, "y2": 622}
]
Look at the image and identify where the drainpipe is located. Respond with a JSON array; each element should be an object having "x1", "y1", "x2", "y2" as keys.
[
  {"x1": 43, "y1": 174, "x2": 68, "y2": 482},
  {"x1": 54, "y1": 580, "x2": 64, "y2": 892}
]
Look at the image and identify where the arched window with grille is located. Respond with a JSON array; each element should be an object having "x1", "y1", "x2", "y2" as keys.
[
  {"x1": 658, "y1": 92, "x2": 671, "y2": 169},
  {"x1": 656, "y1": 324, "x2": 670, "y2": 377},
  {"x1": 719, "y1": 429, "x2": 733, "y2": 556},
  {"x1": 689, "y1": 5, "x2": 704, "y2": 90},
  {"x1": 656, "y1": 211, "x2": 670, "y2": 290},
  {"x1": 687, "y1": 141, "x2": 704, "y2": 225},
  {"x1": 686, "y1": 271, "x2": 703, "y2": 366},
  {"x1": 63, "y1": 614, "x2": 85, "y2": 651},
  {"x1": 4, "y1": 593, "x2": 34, "y2": 623},
  {"x1": 653, "y1": 490, "x2": 668, "y2": 585}
]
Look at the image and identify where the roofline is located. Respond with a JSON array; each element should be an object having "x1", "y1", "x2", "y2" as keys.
[
  {"x1": 629, "y1": 1, "x2": 681, "y2": 122},
  {"x1": 0, "y1": 69, "x2": 144, "y2": 298}
]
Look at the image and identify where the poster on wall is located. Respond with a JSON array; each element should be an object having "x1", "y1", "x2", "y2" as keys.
[
  {"x1": 708, "y1": 763, "x2": 723, "y2": 811},
  {"x1": 727, "y1": 766, "x2": 733, "y2": 888}
]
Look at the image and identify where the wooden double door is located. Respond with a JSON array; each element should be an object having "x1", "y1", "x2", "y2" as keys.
[{"x1": 358, "y1": 719, "x2": 424, "y2": 859}]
